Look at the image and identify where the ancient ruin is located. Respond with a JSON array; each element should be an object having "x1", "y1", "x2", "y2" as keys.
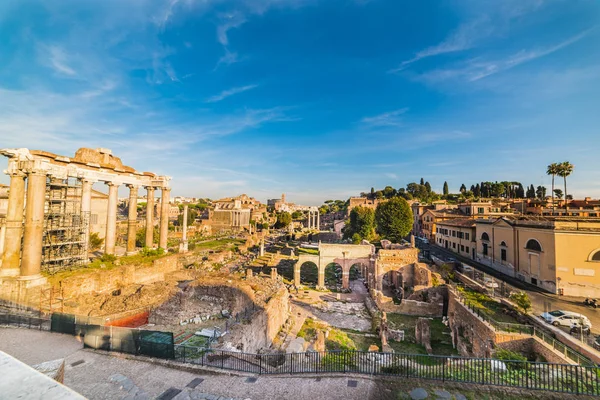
[{"x1": 0, "y1": 148, "x2": 170, "y2": 287}]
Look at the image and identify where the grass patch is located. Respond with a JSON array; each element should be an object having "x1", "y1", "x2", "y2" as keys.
[
  {"x1": 296, "y1": 248, "x2": 319, "y2": 255},
  {"x1": 386, "y1": 314, "x2": 458, "y2": 357},
  {"x1": 457, "y1": 286, "x2": 520, "y2": 324},
  {"x1": 297, "y1": 319, "x2": 379, "y2": 351},
  {"x1": 191, "y1": 238, "x2": 246, "y2": 251}
]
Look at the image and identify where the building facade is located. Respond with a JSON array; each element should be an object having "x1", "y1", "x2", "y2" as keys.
[
  {"x1": 435, "y1": 219, "x2": 477, "y2": 260},
  {"x1": 475, "y1": 218, "x2": 600, "y2": 297}
]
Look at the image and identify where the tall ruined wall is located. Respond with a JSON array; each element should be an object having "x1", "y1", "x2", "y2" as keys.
[
  {"x1": 221, "y1": 285, "x2": 289, "y2": 353},
  {"x1": 447, "y1": 289, "x2": 498, "y2": 357}
]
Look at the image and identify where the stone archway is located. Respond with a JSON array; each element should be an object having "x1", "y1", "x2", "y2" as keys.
[
  {"x1": 324, "y1": 262, "x2": 343, "y2": 288},
  {"x1": 299, "y1": 261, "x2": 319, "y2": 287}
]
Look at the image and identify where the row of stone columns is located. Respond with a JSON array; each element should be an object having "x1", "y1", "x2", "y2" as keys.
[
  {"x1": 0, "y1": 169, "x2": 171, "y2": 281},
  {"x1": 306, "y1": 210, "x2": 320, "y2": 230}
]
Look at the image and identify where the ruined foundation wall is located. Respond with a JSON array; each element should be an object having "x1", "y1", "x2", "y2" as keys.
[
  {"x1": 496, "y1": 336, "x2": 572, "y2": 364},
  {"x1": 223, "y1": 286, "x2": 289, "y2": 353},
  {"x1": 54, "y1": 254, "x2": 181, "y2": 298}
]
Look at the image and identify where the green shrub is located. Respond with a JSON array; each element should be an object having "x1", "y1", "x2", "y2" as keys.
[
  {"x1": 88, "y1": 232, "x2": 104, "y2": 251},
  {"x1": 494, "y1": 348, "x2": 528, "y2": 370}
]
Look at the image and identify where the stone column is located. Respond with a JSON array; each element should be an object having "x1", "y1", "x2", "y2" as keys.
[
  {"x1": 342, "y1": 266, "x2": 350, "y2": 290},
  {"x1": 294, "y1": 264, "x2": 301, "y2": 287},
  {"x1": 104, "y1": 182, "x2": 119, "y2": 255},
  {"x1": 260, "y1": 239, "x2": 264, "y2": 256},
  {"x1": 20, "y1": 170, "x2": 47, "y2": 278},
  {"x1": 126, "y1": 185, "x2": 138, "y2": 255},
  {"x1": 179, "y1": 204, "x2": 188, "y2": 253},
  {"x1": 80, "y1": 179, "x2": 94, "y2": 261},
  {"x1": 0, "y1": 223, "x2": 6, "y2": 256},
  {"x1": 145, "y1": 187, "x2": 155, "y2": 248},
  {"x1": 159, "y1": 187, "x2": 170, "y2": 250},
  {"x1": 317, "y1": 213, "x2": 320, "y2": 231},
  {"x1": 317, "y1": 264, "x2": 325, "y2": 289},
  {"x1": 1, "y1": 172, "x2": 26, "y2": 276}
]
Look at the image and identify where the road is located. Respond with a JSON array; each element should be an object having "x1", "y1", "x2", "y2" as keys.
[{"x1": 422, "y1": 243, "x2": 600, "y2": 336}]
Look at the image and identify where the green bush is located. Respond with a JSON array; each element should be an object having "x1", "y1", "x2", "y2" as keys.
[
  {"x1": 494, "y1": 348, "x2": 528, "y2": 370},
  {"x1": 88, "y1": 232, "x2": 104, "y2": 251}
]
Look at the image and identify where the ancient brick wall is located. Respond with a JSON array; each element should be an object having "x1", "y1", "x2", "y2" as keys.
[
  {"x1": 55, "y1": 254, "x2": 181, "y2": 298},
  {"x1": 496, "y1": 337, "x2": 572, "y2": 364}
]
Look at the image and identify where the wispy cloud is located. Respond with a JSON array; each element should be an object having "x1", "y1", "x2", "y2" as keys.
[
  {"x1": 214, "y1": 49, "x2": 241, "y2": 69},
  {"x1": 205, "y1": 84, "x2": 259, "y2": 103},
  {"x1": 46, "y1": 45, "x2": 76, "y2": 75},
  {"x1": 361, "y1": 108, "x2": 408, "y2": 127},
  {"x1": 419, "y1": 27, "x2": 596, "y2": 83},
  {"x1": 418, "y1": 130, "x2": 472, "y2": 143},
  {"x1": 390, "y1": 18, "x2": 491, "y2": 73},
  {"x1": 216, "y1": 12, "x2": 247, "y2": 46},
  {"x1": 467, "y1": 28, "x2": 596, "y2": 81}
]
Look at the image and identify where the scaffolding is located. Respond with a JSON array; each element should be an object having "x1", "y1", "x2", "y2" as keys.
[{"x1": 42, "y1": 177, "x2": 90, "y2": 274}]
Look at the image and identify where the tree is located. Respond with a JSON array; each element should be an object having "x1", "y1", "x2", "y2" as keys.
[
  {"x1": 424, "y1": 181, "x2": 432, "y2": 194},
  {"x1": 274, "y1": 212, "x2": 292, "y2": 229},
  {"x1": 553, "y1": 189, "x2": 563, "y2": 199},
  {"x1": 383, "y1": 186, "x2": 396, "y2": 199},
  {"x1": 536, "y1": 185, "x2": 547, "y2": 200},
  {"x1": 459, "y1": 183, "x2": 466, "y2": 193},
  {"x1": 291, "y1": 211, "x2": 303, "y2": 219},
  {"x1": 443, "y1": 181, "x2": 449, "y2": 196},
  {"x1": 474, "y1": 183, "x2": 481, "y2": 197},
  {"x1": 491, "y1": 182, "x2": 504, "y2": 197},
  {"x1": 177, "y1": 208, "x2": 198, "y2": 226},
  {"x1": 516, "y1": 183, "x2": 525, "y2": 199},
  {"x1": 547, "y1": 163, "x2": 560, "y2": 214},
  {"x1": 509, "y1": 291, "x2": 532, "y2": 314},
  {"x1": 375, "y1": 197, "x2": 413, "y2": 243},
  {"x1": 370, "y1": 187, "x2": 375, "y2": 200},
  {"x1": 420, "y1": 177, "x2": 425, "y2": 186},
  {"x1": 557, "y1": 161, "x2": 574, "y2": 212},
  {"x1": 344, "y1": 206, "x2": 376, "y2": 242},
  {"x1": 527, "y1": 184, "x2": 536, "y2": 199}
]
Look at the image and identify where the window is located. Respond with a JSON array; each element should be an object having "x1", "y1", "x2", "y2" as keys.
[
  {"x1": 465, "y1": 233, "x2": 470, "y2": 241},
  {"x1": 453, "y1": 242, "x2": 456, "y2": 249},
  {"x1": 481, "y1": 232, "x2": 490, "y2": 241},
  {"x1": 461, "y1": 245, "x2": 465, "y2": 252},
  {"x1": 500, "y1": 241, "x2": 507, "y2": 247},
  {"x1": 483, "y1": 243, "x2": 488, "y2": 256},
  {"x1": 466, "y1": 246, "x2": 470, "y2": 254},
  {"x1": 452, "y1": 231, "x2": 456, "y2": 237},
  {"x1": 525, "y1": 239, "x2": 542, "y2": 252},
  {"x1": 501, "y1": 249, "x2": 507, "y2": 261},
  {"x1": 91, "y1": 214, "x2": 98, "y2": 224},
  {"x1": 590, "y1": 250, "x2": 600, "y2": 262},
  {"x1": 478, "y1": 207, "x2": 485, "y2": 214}
]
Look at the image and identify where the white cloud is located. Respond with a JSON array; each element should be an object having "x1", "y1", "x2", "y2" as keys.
[
  {"x1": 361, "y1": 108, "x2": 408, "y2": 127},
  {"x1": 419, "y1": 27, "x2": 596, "y2": 83},
  {"x1": 216, "y1": 12, "x2": 247, "y2": 46},
  {"x1": 205, "y1": 84, "x2": 258, "y2": 103},
  {"x1": 390, "y1": 18, "x2": 491, "y2": 73},
  {"x1": 47, "y1": 45, "x2": 76, "y2": 75}
]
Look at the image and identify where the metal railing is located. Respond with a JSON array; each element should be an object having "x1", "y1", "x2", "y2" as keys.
[
  {"x1": 3, "y1": 312, "x2": 600, "y2": 395},
  {"x1": 451, "y1": 287, "x2": 596, "y2": 367},
  {"x1": 143, "y1": 342, "x2": 600, "y2": 396}
]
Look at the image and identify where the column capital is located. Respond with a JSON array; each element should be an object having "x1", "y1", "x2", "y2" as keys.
[
  {"x1": 105, "y1": 181, "x2": 121, "y2": 187},
  {"x1": 5, "y1": 170, "x2": 27, "y2": 178},
  {"x1": 126, "y1": 184, "x2": 140, "y2": 190},
  {"x1": 28, "y1": 169, "x2": 47, "y2": 177},
  {"x1": 145, "y1": 185, "x2": 155, "y2": 191},
  {"x1": 161, "y1": 187, "x2": 171, "y2": 192},
  {"x1": 80, "y1": 178, "x2": 97, "y2": 184}
]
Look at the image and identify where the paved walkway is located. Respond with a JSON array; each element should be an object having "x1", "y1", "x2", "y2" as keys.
[{"x1": 0, "y1": 327, "x2": 575, "y2": 400}]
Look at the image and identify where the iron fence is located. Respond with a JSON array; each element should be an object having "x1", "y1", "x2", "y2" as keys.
[
  {"x1": 3, "y1": 311, "x2": 600, "y2": 395},
  {"x1": 452, "y1": 288, "x2": 596, "y2": 367}
]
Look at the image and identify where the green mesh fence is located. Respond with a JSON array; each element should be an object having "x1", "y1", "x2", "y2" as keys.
[{"x1": 50, "y1": 313, "x2": 75, "y2": 335}]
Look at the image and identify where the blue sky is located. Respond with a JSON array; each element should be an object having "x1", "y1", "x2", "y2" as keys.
[{"x1": 1, "y1": 0, "x2": 599, "y2": 205}]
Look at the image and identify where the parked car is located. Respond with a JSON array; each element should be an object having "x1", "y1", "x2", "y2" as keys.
[
  {"x1": 540, "y1": 310, "x2": 592, "y2": 329},
  {"x1": 483, "y1": 277, "x2": 499, "y2": 288}
]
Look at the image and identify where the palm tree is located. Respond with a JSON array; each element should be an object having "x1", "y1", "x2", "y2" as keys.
[
  {"x1": 557, "y1": 161, "x2": 574, "y2": 212},
  {"x1": 546, "y1": 163, "x2": 560, "y2": 215}
]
